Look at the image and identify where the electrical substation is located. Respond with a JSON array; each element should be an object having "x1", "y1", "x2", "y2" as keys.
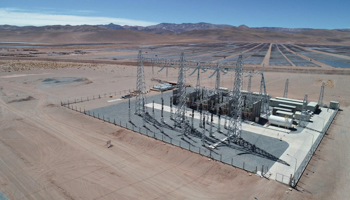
[{"x1": 63, "y1": 50, "x2": 339, "y2": 187}]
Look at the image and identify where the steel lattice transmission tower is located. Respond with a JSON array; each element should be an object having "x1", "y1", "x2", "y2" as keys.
[
  {"x1": 227, "y1": 55, "x2": 244, "y2": 141},
  {"x1": 259, "y1": 64, "x2": 270, "y2": 118},
  {"x1": 284, "y1": 79, "x2": 289, "y2": 98},
  {"x1": 174, "y1": 52, "x2": 187, "y2": 129},
  {"x1": 135, "y1": 50, "x2": 147, "y2": 116},
  {"x1": 318, "y1": 81, "x2": 325, "y2": 106},
  {"x1": 299, "y1": 93, "x2": 308, "y2": 127}
]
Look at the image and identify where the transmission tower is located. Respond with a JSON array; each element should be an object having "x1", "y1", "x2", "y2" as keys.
[
  {"x1": 283, "y1": 79, "x2": 289, "y2": 98},
  {"x1": 174, "y1": 53, "x2": 187, "y2": 131},
  {"x1": 135, "y1": 50, "x2": 147, "y2": 116},
  {"x1": 318, "y1": 81, "x2": 325, "y2": 106},
  {"x1": 299, "y1": 93, "x2": 308, "y2": 127},
  {"x1": 227, "y1": 55, "x2": 244, "y2": 141}
]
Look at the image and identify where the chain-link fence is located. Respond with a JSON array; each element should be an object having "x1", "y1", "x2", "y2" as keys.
[
  {"x1": 291, "y1": 108, "x2": 339, "y2": 187},
  {"x1": 61, "y1": 101, "x2": 340, "y2": 186},
  {"x1": 61, "y1": 102, "x2": 258, "y2": 174},
  {"x1": 60, "y1": 85, "x2": 156, "y2": 106}
]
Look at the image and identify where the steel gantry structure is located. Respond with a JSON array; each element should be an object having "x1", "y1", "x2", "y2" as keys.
[
  {"x1": 227, "y1": 55, "x2": 244, "y2": 141},
  {"x1": 141, "y1": 52, "x2": 271, "y2": 137},
  {"x1": 135, "y1": 50, "x2": 147, "y2": 117}
]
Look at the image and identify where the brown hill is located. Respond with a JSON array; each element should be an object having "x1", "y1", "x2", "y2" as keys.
[
  {"x1": 0, "y1": 25, "x2": 209, "y2": 44},
  {"x1": 179, "y1": 27, "x2": 350, "y2": 44},
  {"x1": 1, "y1": 24, "x2": 350, "y2": 45}
]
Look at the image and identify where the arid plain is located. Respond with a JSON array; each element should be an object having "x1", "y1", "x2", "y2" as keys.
[{"x1": 1, "y1": 26, "x2": 350, "y2": 199}]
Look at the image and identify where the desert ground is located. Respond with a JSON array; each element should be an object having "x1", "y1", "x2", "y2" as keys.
[{"x1": 0, "y1": 41, "x2": 350, "y2": 200}]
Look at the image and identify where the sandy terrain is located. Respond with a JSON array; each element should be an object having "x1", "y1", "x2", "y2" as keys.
[{"x1": 0, "y1": 55, "x2": 349, "y2": 200}]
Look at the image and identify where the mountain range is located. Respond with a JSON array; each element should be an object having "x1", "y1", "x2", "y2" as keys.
[{"x1": 0, "y1": 22, "x2": 350, "y2": 44}]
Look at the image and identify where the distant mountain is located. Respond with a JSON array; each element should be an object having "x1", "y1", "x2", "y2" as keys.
[
  {"x1": 1, "y1": 23, "x2": 349, "y2": 44},
  {"x1": 0, "y1": 25, "x2": 200, "y2": 44},
  {"x1": 146, "y1": 22, "x2": 233, "y2": 33},
  {"x1": 252, "y1": 27, "x2": 313, "y2": 33},
  {"x1": 98, "y1": 22, "x2": 233, "y2": 33}
]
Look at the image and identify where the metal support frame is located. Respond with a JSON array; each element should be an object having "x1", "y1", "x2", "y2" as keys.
[
  {"x1": 245, "y1": 73, "x2": 253, "y2": 107},
  {"x1": 299, "y1": 93, "x2": 308, "y2": 127},
  {"x1": 318, "y1": 81, "x2": 325, "y2": 106}
]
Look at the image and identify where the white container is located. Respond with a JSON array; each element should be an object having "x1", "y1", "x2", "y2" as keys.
[{"x1": 268, "y1": 115, "x2": 293, "y2": 128}]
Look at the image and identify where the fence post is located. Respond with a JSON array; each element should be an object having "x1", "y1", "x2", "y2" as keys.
[
  {"x1": 139, "y1": 127, "x2": 141, "y2": 133},
  {"x1": 189, "y1": 143, "x2": 191, "y2": 151},
  {"x1": 126, "y1": 123, "x2": 128, "y2": 129},
  {"x1": 220, "y1": 154, "x2": 222, "y2": 162},
  {"x1": 243, "y1": 162, "x2": 245, "y2": 170},
  {"x1": 231, "y1": 158, "x2": 233, "y2": 165}
]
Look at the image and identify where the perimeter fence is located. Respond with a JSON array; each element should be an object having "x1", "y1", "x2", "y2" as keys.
[
  {"x1": 61, "y1": 102, "x2": 266, "y2": 174},
  {"x1": 61, "y1": 100, "x2": 338, "y2": 187},
  {"x1": 290, "y1": 108, "x2": 339, "y2": 187},
  {"x1": 60, "y1": 85, "x2": 156, "y2": 106}
]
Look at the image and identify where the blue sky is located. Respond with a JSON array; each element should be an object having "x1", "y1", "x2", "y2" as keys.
[{"x1": 1, "y1": 0, "x2": 349, "y2": 29}]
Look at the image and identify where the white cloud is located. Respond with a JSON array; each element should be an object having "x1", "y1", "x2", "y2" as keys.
[{"x1": 0, "y1": 8, "x2": 157, "y2": 26}]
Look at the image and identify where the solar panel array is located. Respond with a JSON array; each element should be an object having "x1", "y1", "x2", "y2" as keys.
[
  {"x1": 269, "y1": 44, "x2": 291, "y2": 66},
  {"x1": 95, "y1": 42, "x2": 350, "y2": 68}
]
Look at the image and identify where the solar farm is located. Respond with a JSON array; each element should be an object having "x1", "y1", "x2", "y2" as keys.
[{"x1": 97, "y1": 42, "x2": 350, "y2": 68}]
